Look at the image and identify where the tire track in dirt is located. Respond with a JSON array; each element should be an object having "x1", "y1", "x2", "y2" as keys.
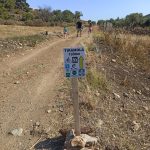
[{"x1": 0, "y1": 34, "x2": 88, "y2": 150}]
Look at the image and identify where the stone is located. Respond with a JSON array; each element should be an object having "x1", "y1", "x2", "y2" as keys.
[
  {"x1": 47, "y1": 110, "x2": 51, "y2": 113},
  {"x1": 143, "y1": 106, "x2": 149, "y2": 111},
  {"x1": 18, "y1": 43, "x2": 22, "y2": 46},
  {"x1": 136, "y1": 90, "x2": 142, "y2": 95},
  {"x1": 144, "y1": 87, "x2": 149, "y2": 91},
  {"x1": 71, "y1": 136, "x2": 86, "y2": 148},
  {"x1": 96, "y1": 119, "x2": 103, "y2": 128},
  {"x1": 111, "y1": 59, "x2": 116, "y2": 63},
  {"x1": 81, "y1": 134, "x2": 98, "y2": 147},
  {"x1": 133, "y1": 89, "x2": 136, "y2": 93},
  {"x1": 132, "y1": 121, "x2": 140, "y2": 131},
  {"x1": 59, "y1": 108, "x2": 64, "y2": 112},
  {"x1": 10, "y1": 128, "x2": 23, "y2": 136},
  {"x1": 113, "y1": 93, "x2": 121, "y2": 99},
  {"x1": 35, "y1": 122, "x2": 40, "y2": 127},
  {"x1": 86, "y1": 85, "x2": 91, "y2": 93},
  {"x1": 14, "y1": 81, "x2": 20, "y2": 84},
  {"x1": 95, "y1": 91, "x2": 100, "y2": 97},
  {"x1": 123, "y1": 93, "x2": 129, "y2": 98}
]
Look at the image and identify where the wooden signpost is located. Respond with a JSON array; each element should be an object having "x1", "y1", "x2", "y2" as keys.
[
  {"x1": 71, "y1": 78, "x2": 80, "y2": 135},
  {"x1": 64, "y1": 47, "x2": 86, "y2": 136}
]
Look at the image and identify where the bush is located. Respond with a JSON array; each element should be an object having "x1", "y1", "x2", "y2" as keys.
[
  {"x1": 9, "y1": 34, "x2": 47, "y2": 47},
  {"x1": 86, "y1": 69, "x2": 108, "y2": 90},
  {"x1": 25, "y1": 19, "x2": 47, "y2": 26},
  {"x1": 94, "y1": 32, "x2": 150, "y2": 70},
  {"x1": 22, "y1": 12, "x2": 33, "y2": 21}
]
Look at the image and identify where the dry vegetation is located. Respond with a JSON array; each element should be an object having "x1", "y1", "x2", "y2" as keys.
[
  {"x1": 0, "y1": 25, "x2": 63, "y2": 39},
  {"x1": 51, "y1": 31, "x2": 150, "y2": 150},
  {"x1": 93, "y1": 31, "x2": 150, "y2": 71},
  {"x1": 0, "y1": 25, "x2": 67, "y2": 58}
]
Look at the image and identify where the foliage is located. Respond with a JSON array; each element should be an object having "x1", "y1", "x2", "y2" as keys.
[
  {"x1": 87, "y1": 69, "x2": 108, "y2": 90},
  {"x1": 94, "y1": 32, "x2": 150, "y2": 71},
  {"x1": 98, "y1": 13, "x2": 150, "y2": 28},
  {"x1": 0, "y1": 0, "x2": 83, "y2": 26},
  {"x1": 22, "y1": 12, "x2": 33, "y2": 21}
]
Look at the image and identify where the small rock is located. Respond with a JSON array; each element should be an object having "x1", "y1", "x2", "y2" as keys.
[
  {"x1": 71, "y1": 136, "x2": 86, "y2": 148},
  {"x1": 10, "y1": 128, "x2": 23, "y2": 136},
  {"x1": 81, "y1": 134, "x2": 98, "y2": 146},
  {"x1": 111, "y1": 59, "x2": 116, "y2": 63},
  {"x1": 143, "y1": 106, "x2": 149, "y2": 111},
  {"x1": 96, "y1": 119, "x2": 103, "y2": 128},
  {"x1": 59, "y1": 107, "x2": 64, "y2": 112},
  {"x1": 18, "y1": 43, "x2": 22, "y2": 46},
  {"x1": 86, "y1": 85, "x2": 91, "y2": 93},
  {"x1": 113, "y1": 92, "x2": 121, "y2": 99},
  {"x1": 14, "y1": 81, "x2": 20, "y2": 84},
  {"x1": 7, "y1": 55, "x2": 10, "y2": 58},
  {"x1": 26, "y1": 72, "x2": 29, "y2": 74},
  {"x1": 136, "y1": 90, "x2": 142, "y2": 95},
  {"x1": 132, "y1": 121, "x2": 140, "y2": 131},
  {"x1": 133, "y1": 89, "x2": 136, "y2": 93},
  {"x1": 123, "y1": 93, "x2": 129, "y2": 98},
  {"x1": 35, "y1": 122, "x2": 40, "y2": 127},
  {"x1": 144, "y1": 87, "x2": 149, "y2": 91},
  {"x1": 95, "y1": 91, "x2": 100, "y2": 97},
  {"x1": 46, "y1": 110, "x2": 51, "y2": 113}
]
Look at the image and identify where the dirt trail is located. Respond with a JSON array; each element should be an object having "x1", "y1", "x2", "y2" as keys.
[{"x1": 0, "y1": 34, "x2": 88, "y2": 150}]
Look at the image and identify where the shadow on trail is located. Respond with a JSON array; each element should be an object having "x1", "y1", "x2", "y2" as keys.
[{"x1": 34, "y1": 136, "x2": 65, "y2": 150}]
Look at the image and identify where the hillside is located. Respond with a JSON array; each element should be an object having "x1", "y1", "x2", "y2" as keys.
[{"x1": 0, "y1": 0, "x2": 83, "y2": 26}]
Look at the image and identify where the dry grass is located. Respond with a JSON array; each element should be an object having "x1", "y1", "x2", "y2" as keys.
[
  {"x1": 0, "y1": 25, "x2": 63, "y2": 39},
  {"x1": 94, "y1": 31, "x2": 150, "y2": 71}
]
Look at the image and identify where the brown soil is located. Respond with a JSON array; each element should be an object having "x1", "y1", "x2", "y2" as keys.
[{"x1": 0, "y1": 33, "x2": 89, "y2": 150}]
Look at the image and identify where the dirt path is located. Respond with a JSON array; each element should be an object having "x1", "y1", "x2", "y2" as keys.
[{"x1": 0, "y1": 35, "x2": 88, "y2": 150}]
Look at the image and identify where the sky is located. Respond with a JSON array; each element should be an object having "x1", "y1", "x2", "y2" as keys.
[{"x1": 27, "y1": 0, "x2": 150, "y2": 21}]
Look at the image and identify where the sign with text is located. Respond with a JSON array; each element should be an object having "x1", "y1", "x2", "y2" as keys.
[{"x1": 64, "y1": 47, "x2": 86, "y2": 78}]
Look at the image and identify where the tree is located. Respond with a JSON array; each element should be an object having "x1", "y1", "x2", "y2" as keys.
[
  {"x1": 38, "y1": 7, "x2": 52, "y2": 22},
  {"x1": 125, "y1": 13, "x2": 143, "y2": 27},
  {"x1": 5, "y1": 0, "x2": 15, "y2": 11},
  {"x1": 88, "y1": 20, "x2": 92, "y2": 24},
  {"x1": 52, "y1": 10, "x2": 62, "y2": 22},
  {"x1": 92, "y1": 21, "x2": 96, "y2": 25},
  {"x1": 97, "y1": 20, "x2": 105, "y2": 26},
  {"x1": 74, "y1": 11, "x2": 83, "y2": 21},
  {"x1": 22, "y1": 12, "x2": 33, "y2": 21},
  {"x1": 15, "y1": 0, "x2": 30, "y2": 12},
  {"x1": 62, "y1": 10, "x2": 74, "y2": 23}
]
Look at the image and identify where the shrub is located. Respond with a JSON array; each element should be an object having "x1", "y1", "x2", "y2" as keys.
[{"x1": 86, "y1": 69, "x2": 108, "y2": 90}]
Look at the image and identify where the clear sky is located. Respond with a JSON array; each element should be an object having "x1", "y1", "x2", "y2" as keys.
[{"x1": 27, "y1": 0, "x2": 150, "y2": 21}]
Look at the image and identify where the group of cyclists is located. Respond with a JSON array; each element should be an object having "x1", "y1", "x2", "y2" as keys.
[{"x1": 63, "y1": 20, "x2": 93, "y2": 39}]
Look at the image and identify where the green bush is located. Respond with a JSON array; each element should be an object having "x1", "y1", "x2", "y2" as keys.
[{"x1": 22, "y1": 12, "x2": 33, "y2": 21}]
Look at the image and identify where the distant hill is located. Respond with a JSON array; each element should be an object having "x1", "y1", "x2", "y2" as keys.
[
  {"x1": 0, "y1": 0, "x2": 83, "y2": 26},
  {"x1": 145, "y1": 14, "x2": 150, "y2": 18}
]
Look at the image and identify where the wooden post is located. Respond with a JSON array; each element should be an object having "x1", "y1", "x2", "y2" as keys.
[{"x1": 71, "y1": 78, "x2": 81, "y2": 136}]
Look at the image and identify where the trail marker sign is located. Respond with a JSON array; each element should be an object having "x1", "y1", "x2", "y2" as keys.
[{"x1": 64, "y1": 47, "x2": 86, "y2": 78}]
